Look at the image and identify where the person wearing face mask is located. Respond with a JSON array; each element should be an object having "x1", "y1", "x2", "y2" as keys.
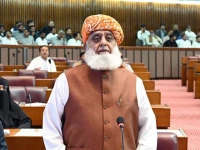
[
  {"x1": 146, "y1": 30, "x2": 162, "y2": 47},
  {"x1": 185, "y1": 25, "x2": 196, "y2": 43},
  {"x1": 192, "y1": 36, "x2": 200, "y2": 48},
  {"x1": 43, "y1": 14, "x2": 157, "y2": 150}
]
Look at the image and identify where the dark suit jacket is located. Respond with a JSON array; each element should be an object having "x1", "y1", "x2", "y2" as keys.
[
  {"x1": 0, "y1": 121, "x2": 8, "y2": 150},
  {"x1": 156, "y1": 29, "x2": 167, "y2": 39}
]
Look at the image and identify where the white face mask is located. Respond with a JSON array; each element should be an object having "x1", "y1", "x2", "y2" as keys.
[{"x1": 84, "y1": 45, "x2": 122, "y2": 71}]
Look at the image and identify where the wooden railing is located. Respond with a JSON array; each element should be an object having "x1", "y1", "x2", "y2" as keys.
[{"x1": 1, "y1": 45, "x2": 200, "y2": 78}]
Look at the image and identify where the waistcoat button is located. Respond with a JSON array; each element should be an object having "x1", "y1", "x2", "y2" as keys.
[{"x1": 104, "y1": 136, "x2": 109, "y2": 141}]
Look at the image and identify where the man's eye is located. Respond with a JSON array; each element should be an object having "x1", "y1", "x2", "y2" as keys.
[
  {"x1": 93, "y1": 37, "x2": 101, "y2": 41},
  {"x1": 106, "y1": 36, "x2": 114, "y2": 41}
]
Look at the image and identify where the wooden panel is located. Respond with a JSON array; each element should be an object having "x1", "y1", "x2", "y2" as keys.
[
  {"x1": 1, "y1": 0, "x2": 200, "y2": 46},
  {"x1": 135, "y1": 72, "x2": 150, "y2": 80},
  {"x1": 0, "y1": 71, "x2": 18, "y2": 76},
  {"x1": 36, "y1": 79, "x2": 55, "y2": 89},
  {"x1": 4, "y1": 65, "x2": 25, "y2": 71},
  {"x1": 143, "y1": 80, "x2": 155, "y2": 90},
  {"x1": 132, "y1": 66, "x2": 148, "y2": 72},
  {"x1": 146, "y1": 90, "x2": 161, "y2": 105}
]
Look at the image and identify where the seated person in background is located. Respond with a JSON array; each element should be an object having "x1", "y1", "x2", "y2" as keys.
[
  {"x1": 40, "y1": 21, "x2": 55, "y2": 35},
  {"x1": 73, "y1": 52, "x2": 85, "y2": 67},
  {"x1": 163, "y1": 34, "x2": 178, "y2": 47},
  {"x1": 176, "y1": 33, "x2": 191, "y2": 48},
  {"x1": 1, "y1": 30, "x2": 18, "y2": 45},
  {"x1": 0, "y1": 120, "x2": 8, "y2": 150},
  {"x1": 67, "y1": 32, "x2": 82, "y2": 46},
  {"x1": 12, "y1": 24, "x2": 24, "y2": 41},
  {"x1": 29, "y1": 26, "x2": 39, "y2": 41},
  {"x1": 155, "y1": 23, "x2": 167, "y2": 41},
  {"x1": 176, "y1": 31, "x2": 185, "y2": 40},
  {"x1": 10, "y1": 21, "x2": 22, "y2": 32},
  {"x1": 48, "y1": 30, "x2": 65, "y2": 46},
  {"x1": 26, "y1": 20, "x2": 34, "y2": 30},
  {"x1": 163, "y1": 29, "x2": 173, "y2": 44},
  {"x1": 46, "y1": 27, "x2": 58, "y2": 41},
  {"x1": 145, "y1": 30, "x2": 162, "y2": 47},
  {"x1": 26, "y1": 46, "x2": 56, "y2": 72},
  {"x1": 65, "y1": 27, "x2": 73, "y2": 41},
  {"x1": 0, "y1": 24, "x2": 5, "y2": 37},
  {"x1": 137, "y1": 24, "x2": 150, "y2": 45},
  {"x1": 0, "y1": 78, "x2": 32, "y2": 128},
  {"x1": 185, "y1": 25, "x2": 196, "y2": 43},
  {"x1": 173, "y1": 24, "x2": 180, "y2": 38},
  {"x1": 18, "y1": 28, "x2": 34, "y2": 45},
  {"x1": 35, "y1": 32, "x2": 48, "y2": 45},
  {"x1": 192, "y1": 36, "x2": 200, "y2": 48}
]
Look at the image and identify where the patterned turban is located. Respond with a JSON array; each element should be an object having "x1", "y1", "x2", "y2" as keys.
[{"x1": 81, "y1": 14, "x2": 124, "y2": 45}]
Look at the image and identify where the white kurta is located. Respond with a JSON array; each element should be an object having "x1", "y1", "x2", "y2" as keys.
[
  {"x1": 192, "y1": 42, "x2": 200, "y2": 48},
  {"x1": 67, "y1": 38, "x2": 82, "y2": 46},
  {"x1": 176, "y1": 39, "x2": 191, "y2": 48},
  {"x1": 185, "y1": 30, "x2": 196, "y2": 42},
  {"x1": 1, "y1": 37, "x2": 18, "y2": 45},
  {"x1": 43, "y1": 73, "x2": 157, "y2": 150},
  {"x1": 46, "y1": 33, "x2": 58, "y2": 41},
  {"x1": 26, "y1": 56, "x2": 57, "y2": 72},
  {"x1": 35, "y1": 37, "x2": 48, "y2": 45},
  {"x1": 137, "y1": 30, "x2": 150, "y2": 45},
  {"x1": 145, "y1": 35, "x2": 162, "y2": 46}
]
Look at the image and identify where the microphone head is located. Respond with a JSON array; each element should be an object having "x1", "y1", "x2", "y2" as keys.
[
  {"x1": 48, "y1": 59, "x2": 51, "y2": 64},
  {"x1": 116, "y1": 116, "x2": 125, "y2": 128}
]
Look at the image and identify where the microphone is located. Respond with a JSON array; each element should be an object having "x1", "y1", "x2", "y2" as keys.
[
  {"x1": 12, "y1": 53, "x2": 16, "y2": 71},
  {"x1": 27, "y1": 94, "x2": 32, "y2": 106},
  {"x1": 48, "y1": 58, "x2": 52, "y2": 79},
  {"x1": 116, "y1": 116, "x2": 125, "y2": 150}
]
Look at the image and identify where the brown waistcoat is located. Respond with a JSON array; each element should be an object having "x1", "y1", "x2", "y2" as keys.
[{"x1": 63, "y1": 64, "x2": 139, "y2": 150}]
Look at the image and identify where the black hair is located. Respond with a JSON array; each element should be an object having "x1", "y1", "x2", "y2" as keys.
[
  {"x1": 196, "y1": 36, "x2": 200, "y2": 39},
  {"x1": 170, "y1": 34, "x2": 175, "y2": 39},
  {"x1": 39, "y1": 45, "x2": 49, "y2": 52},
  {"x1": 50, "y1": 27, "x2": 56, "y2": 32},
  {"x1": 27, "y1": 20, "x2": 33, "y2": 25},
  {"x1": 0, "y1": 24, "x2": 4, "y2": 28},
  {"x1": 4, "y1": 30, "x2": 12, "y2": 36},
  {"x1": 140, "y1": 24, "x2": 146, "y2": 28},
  {"x1": 80, "y1": 52, "x2": 85, "y2": 58},
  {"x1": 160, "y1": 23, "x2": 165, "y2": 27},
  {"x1": 66, "y1": 27, "x2": 71, "y2": 31},
  {"x1": 73, "y1": 32, "x2": 80, "y2": 38}
]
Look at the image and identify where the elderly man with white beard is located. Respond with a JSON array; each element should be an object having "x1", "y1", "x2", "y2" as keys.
[{"x1": 43, "y1": 14, "x2": 157, "y2": 150}]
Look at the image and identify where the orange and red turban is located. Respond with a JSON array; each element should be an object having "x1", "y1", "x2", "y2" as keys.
[{"x1": 81, "y1": 14, "x2": 124, "y2": 45}]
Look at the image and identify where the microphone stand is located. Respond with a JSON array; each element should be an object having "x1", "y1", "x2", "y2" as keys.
[{"x1": 120, "y1": 127, "x2": 125, "y2": 150}]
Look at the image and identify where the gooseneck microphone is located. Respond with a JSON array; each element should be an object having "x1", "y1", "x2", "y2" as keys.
[
  {"x1": 27, "y1": 94, "x2": 32, "y2": 106},
  {"x1": 116, "y1": 116, "x2": 125, "y2": 150},
  {"x1": 48, "y1": 59, "x2": 52, "y2": 79}
]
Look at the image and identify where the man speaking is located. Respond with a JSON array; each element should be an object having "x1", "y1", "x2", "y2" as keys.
[{"x1": 43, "y1": 14, "x2": 157, "y2": 150}]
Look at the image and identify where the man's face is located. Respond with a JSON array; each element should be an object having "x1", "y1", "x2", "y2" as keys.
[
  {"x1": 173, "y1": 25, "x2": 178, "y2": 30},
  {"x1": 40, "y1": 33, "x2": 46, "y2": 39},
  {"x1": 150, "y1": 30, "x2": 155, "y2": 36},
  {"x1": 168, "y1": 30, "x2": 173, "y2": 35},
  {"x1": 197, "y1": 37, "x2": 200, "y2": 43},
  {"x1": 58, "y1": 32, "x2": 64, "y2": 38},
  {"x1": 86, "y1": 31, "x2": 117, "y2": 54},
  {"x1": 30, "y1": 26, "x2": 35, "y2": 32},
  {"x1": 187, "y1": 26, "x2": 191, "y2": 32},
  {"x1": 23, "y1": 30, "x2": 29, "y2": 37},
  {"x1": 18, "y1": 25, "x2": 24, "y2": 32},
  {"x1": 49, "y1": 21, "x2": 54, "y2": 27},
  {"x1": 160, "y1": 25, "x2": 165, "y2": 30},
  {"x1": 0, "y1": 27, "x2": 4, "y2": 33},
  {"x1": 76, "y1": 33, "x2": 82, "y2": 40},
  {"x1": 40, "y1": 47, "x2": 49, "y2": 60},
  {"x1": 173, "y1": 36, "x2": 176, "y2": 40},
  {"x1": 182, "y1": 35, "x2": 187, "y2": 40},
  {"x1": 66, "y1": 29, "x2": 72, "y2": 35},
  {"x1": 28, "y1": 21, "x2": 34, "y2": 27},
  {"x1": 6, "y1": 31, "x2": 11, "y2": 38},
  {"x1": 51, "y1": 28, "x2": 56, "y2": 34},
  {"x1": 141, "y1": 27, "x2": 146, "y2": 31}
]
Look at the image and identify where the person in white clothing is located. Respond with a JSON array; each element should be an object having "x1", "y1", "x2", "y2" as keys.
[
  {"x1": 43, "y1": 14, "x2": 157, "y2": 150},
  {"x1": 185, "y1": 25, "x2": 196, "y2": 43},
  {"x1": 26, "y1": 46, "x2": 56, "y2": 72},
  {"x1": 35, "y1": 32, "x2": 48, "y2": 45},
  {"x1": 46, "y1": 27, "x2": 58, "y2": 41},
  {"x1": 137, "y1": 24, "x2": 150, "y2": 45},
  {"x1": 176, "y1": 33, "x2": 191, "y2": 48},
  {"x1": 192, "y1": 36, "x2": 200, "y2": 48},
  {"x1": 145, "y1": 29, "x2": 162, "y2": 47},
  {"x1": 1, "y1": 30, "x2": 18, "y2": 45},
  {"x1": 67, "y1": 32, "x2": 82, "y2": 46}
]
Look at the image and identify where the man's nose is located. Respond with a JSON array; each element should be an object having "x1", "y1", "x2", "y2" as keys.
[{"x1": 99, "y1": 37, "x2": 108, "y2": 47}]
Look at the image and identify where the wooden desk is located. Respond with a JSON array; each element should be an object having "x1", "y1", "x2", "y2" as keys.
[
  {"x1": 56, "y1": 66, "x2": 71, "y2": 71},
  {"x1": 21, "y1": 104, "x2": 169, "y2": 128},
  {"x1": 0, "y1": 71, "x2": 18, "y2": 76},
  {"x1": 130, "y1": 63, "x2": 144, "y2": 67},
  {"x1": 132, "y1": 66, "x2": 148, "y2": 72},
  {"x1": 146, "y1": 90, "x2": 161, "y2": 105},
  {"x1": 36, "y1": 79, "x2": 55, "y2": 89},
  {"x1": 194, "y1": 63, "x2": 200, "y2": 98},
  {"x1": 4, "y1": 65, "x2": 25, "y2": 71},
  {"x1": 135, "y1": 72, "x2": 150, "y2": 80},
  {"x1": 181, "y1": 57, "x2": 188, "y2": 86},
  {"x1": 47, "y1": 71, "x2": 63, "y2": 79},
  {"x1": 5, "y1": 128, "x2": 186, "y2": 150},
  {"x1": 143, "y1": 80, "x2": 155, "y2": 90}
]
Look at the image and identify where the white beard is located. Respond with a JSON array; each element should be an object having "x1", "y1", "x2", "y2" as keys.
[{"x1": 84, "y1": 45, "x2": 122, "y2": 71}]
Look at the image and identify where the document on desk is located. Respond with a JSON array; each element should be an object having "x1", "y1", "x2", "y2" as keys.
[
  {"x1": 3, "y1": 129, "x2": 10, "y2": 135},
  {"x1": 25, "y1": 103, "x2": 47, "y2": 106},
  {"x1": 14, "y1": 129, "x2": 43, "y2": 136}
]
